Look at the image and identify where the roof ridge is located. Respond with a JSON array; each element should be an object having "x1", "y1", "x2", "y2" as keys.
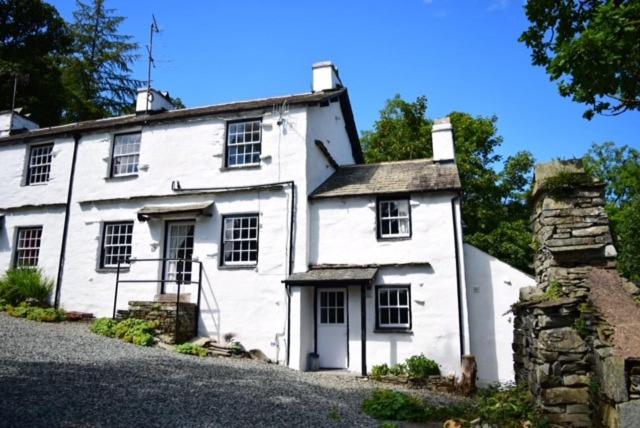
[{"x1": 339, "y1": 158, "x2": 435, "y2": 168}]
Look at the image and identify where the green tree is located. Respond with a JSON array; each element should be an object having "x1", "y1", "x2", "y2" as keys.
[
  {"x1": 0, "y1": 0, "x2": 71, "y2": 126},
  {"x1": 520, "y1": 0, "x2": 640, "y2": 119},
  {"x1": 362, "y1": 95, "x2": 535, "y2": 272},
  {"x1": 584, "y1": 142, "x2": 640, "y2": 280},
  {"x1": 62, "y1": 0, "x2": 141, "y2": 122}
]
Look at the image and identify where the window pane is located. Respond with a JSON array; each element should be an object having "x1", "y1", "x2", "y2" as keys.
[
  {"x1": 27, "y1": 144, "x2": 53, "y2": 185},
  {"x1": 112, "y1": 133, "x2": 141, "y2": 176},
  {"x1": 337, "y1": 308, "x2": 344, "y2": 324},
  {"x1": 102, "y1": 222, "x2": 134, "y2": 267},
  {"x1": 15, "y1": 227, "x2": 43, "y2": 267},
  {"x1": 221, "y1": 215, "x2": 258, "y2": 265},
  {"x1": 226, "y1": 120, "x2": 261, "y2": 166},
  {"x1": 377, "y1": 287, "x2": 411, "y2": 328}
]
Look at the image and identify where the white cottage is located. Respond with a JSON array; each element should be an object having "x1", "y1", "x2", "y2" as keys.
[{"x1": 0, "y1": 62, "x2": 533, "y2": 382}]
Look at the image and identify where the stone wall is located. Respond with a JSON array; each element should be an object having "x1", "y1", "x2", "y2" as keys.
[
  {"x1": 514, "y1": 161, "x2": 640, "y2": 427},
  {"x1": 118, "y1": 301, "x2": 197, "y2": 344}
]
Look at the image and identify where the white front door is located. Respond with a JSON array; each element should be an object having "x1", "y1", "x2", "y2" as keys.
[
  {"x1": 163, "y1": 221, "x2": 195, "y2": 295},
  {"x1": 317, "y1": 288, "x2": 348, "y2": 369}
]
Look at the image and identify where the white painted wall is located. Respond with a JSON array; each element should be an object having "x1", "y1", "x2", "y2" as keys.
[{"x1": 463, "y1": 243, "x2": 535, "y2": 385}]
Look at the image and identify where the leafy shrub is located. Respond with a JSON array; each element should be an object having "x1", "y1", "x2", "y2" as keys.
[
  {"x1": 371, "y1": 364, "x2": 389, "y2": 379},
  {"x1": 475, "y1": 383, "x2": 546, "y2": 428},
  {"x1": 5, "y1": 304, "x2": 65, "y2": 322},
  {"x1": 362, "y1": 389, "x2": 428, "y2": 422},
  {"x1": 0, "y1": 268, "x2": 53, "y2": 306},
  {"x1": 388, "y1": 363, "x2": 407, "y2": 376},
  {"x1": 175, "y1": 343, "x2": 208, "y2": 357},
  {"x1": 405, "y1": 354, "x2": 440, "y2": 379},
  {"x1": 90, "y1": 318, "x2": 156, "y2": 346},
  {"x1": 90, "y1": 318, "x2": 119, "y2": 337}
]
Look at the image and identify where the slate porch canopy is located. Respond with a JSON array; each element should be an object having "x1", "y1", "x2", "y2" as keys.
[{"x1": 137, "y1": 202, "x2": 213, "y2": 222}]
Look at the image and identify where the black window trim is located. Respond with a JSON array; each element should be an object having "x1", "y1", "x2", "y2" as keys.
[
  {"x1": 223, "y1": 117, "x2": 263, "y2": 169},
  {"x1": 374, "y1": 284, "x2": 412, "y2": 332},
  {"x1": 376, "y1": 194, "x2": 412, "y2": 241},
  {"x1": 109, "y1": 131, "x2": 142, "y2": 178},
  {"x1": 219, "y1": 212, "x2": 260, "y2": 268},
  {"x1": 13, "y1": 225, "x2": 43, "y2": 268},
  {"x1": 26, "y1": 142, "x2": 54, "y2": 186},
  {"x1": 99, "y1": 220, "x2": 134, "y2": 269}
]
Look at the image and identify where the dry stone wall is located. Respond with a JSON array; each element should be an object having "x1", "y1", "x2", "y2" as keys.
[
  {"x1": 118, "y1": 301, "x2": 197, "y2": 344},
  {"x1": 514, "y1": 161, "x2": 640, "y2": 427}
]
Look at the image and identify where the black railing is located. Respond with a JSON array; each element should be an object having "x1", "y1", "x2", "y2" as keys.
[{"x1": 113, "y1": 257, "x2": 203, "y2": 344}]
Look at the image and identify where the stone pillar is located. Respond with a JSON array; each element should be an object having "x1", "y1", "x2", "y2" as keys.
[{"x1": 530, "y1": 161, "x2": 617, "y2": 298}]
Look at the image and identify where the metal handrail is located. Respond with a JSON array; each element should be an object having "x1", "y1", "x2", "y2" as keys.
[{"x1": 113, "y1": 257, "x2": 203, "y2": 344}]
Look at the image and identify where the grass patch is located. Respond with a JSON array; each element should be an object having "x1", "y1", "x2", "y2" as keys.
[
  {"x1": 175, "y1": 343, "x2": 208, "y2": 357},
  {"x1": 362, "y1": 384, "x2": 547, "y2": 427},
  {"x1": 5, "y1": 303, "x2": 65, "y2": 322},
  {"x1": 90, "y1": 317, "x2": 157, "y2": 346},
  {"x1": 0, "y1": 268, "x2": 53, "y2": 306}
]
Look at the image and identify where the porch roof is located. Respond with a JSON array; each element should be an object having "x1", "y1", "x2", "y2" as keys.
[
  {"x1": 284, "y1": 267, "x2": 378, "y2": 285},
  {"x1": 137, "y1": 202, "x2": 213, "y2": 222}
]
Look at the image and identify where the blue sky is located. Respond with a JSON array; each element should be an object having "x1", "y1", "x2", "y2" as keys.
[{"x1": 50, "y1": 0, "x2": 639, "y2": 163}]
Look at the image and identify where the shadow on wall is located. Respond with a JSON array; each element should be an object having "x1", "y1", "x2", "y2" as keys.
[
  {"x1": 199, "y1": 267, "x2": 220, "y2": 342},
  {"x1": 368, "y1": 333, "x2": 413, "y2": 366}
]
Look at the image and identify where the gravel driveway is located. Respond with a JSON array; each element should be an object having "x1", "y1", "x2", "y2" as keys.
[{"x1": 0, "y1": 314, "x2": 459, "y2": 427}]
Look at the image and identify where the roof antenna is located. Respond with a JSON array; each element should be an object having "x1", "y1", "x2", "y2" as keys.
[
  {"x1": 145, "y1": 15, "x2": 160, "y2": 112},
  {"x1": 8, "y1": 74, "x2": 18, "y2": 132}
]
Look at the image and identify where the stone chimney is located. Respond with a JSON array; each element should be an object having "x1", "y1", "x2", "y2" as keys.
[
  {"x1": 312, "y1": 61, "x2": 342, "y2": 92},
  {"x1": 432, "y1": 117, "x2": 455, "y2": 162},
  {"x1": 135, "y1": 88, "x2": 177, "y2": 114},
  {"x1": 530, "y1": 160, "x2": 617, "y2": 297},
  {"x1": 0, "y1": 109, "x2": 39, "y2": 137}
]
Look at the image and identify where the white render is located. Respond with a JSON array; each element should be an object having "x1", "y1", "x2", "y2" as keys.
[
  {"x1": 0, "y1": 62, "x2": 528, "y2": 383},
  {"x1": 432, "y1": 118, "x2": 455, "y2": 162},
  {"x1": 464, "y1": 243, "x2": 535, "y2": 384},
  {"x1": 0, "y1": 110, "x2": 39, "y2": 137}
]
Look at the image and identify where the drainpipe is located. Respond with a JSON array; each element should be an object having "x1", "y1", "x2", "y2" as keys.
[
  {"x1": 451, "y1": 194, "x2": 470, "y2": 356},
  {"x1": 54, "y1": 133, "x2": 80, "y2": 308}
]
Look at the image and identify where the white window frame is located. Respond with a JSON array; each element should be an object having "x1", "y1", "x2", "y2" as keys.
[
  {"x1": 14, "y1": 226, "x2": 43, "y2": 267},
  {"x1": 110, "y1": 132, "x2": 141, "y2": 177},
  {"x1": 100, "y1": 221, "x2": 134, "y2": 268},
  {"x1": 376, "y1": 286, "x2": 411, "y2": 330},
  {"x1": 377, "y1": 198, "x2": 411, "y2": 239},
  {"x1": 26, "y1": 143, "x2": 53, "y2": 185},
  {"x1": 221, "y1": 214, "x2": 259, "y2": 266},
  {"x1": 225, "y1": 119, "x2": 262, "y2": 167}
]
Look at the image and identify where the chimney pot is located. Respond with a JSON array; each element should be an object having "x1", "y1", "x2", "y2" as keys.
[{"x1": 432, "y1": 117, "x2": 455, "y2": 162}]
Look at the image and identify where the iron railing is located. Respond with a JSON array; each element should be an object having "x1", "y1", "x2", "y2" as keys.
[{"x1": 113, "y1": 257, "x2": 203, "y2": 343}]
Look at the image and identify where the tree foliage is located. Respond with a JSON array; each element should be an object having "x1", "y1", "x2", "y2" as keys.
[
  {"x1": 584, "y1": 142, "x2": 640, "y2": 280},
  {"x1": 0, "y1": 0, "x2": 71, "y2": 126},
  {"x1": 520, "y1": 0, "x2": 640, "y2": 119},
  {"x1": 361, "y1": 95, "x2": 535, "y2": 272},
  {"x1": 62, "y1": 0, "x2": 142, "y2": 122}
]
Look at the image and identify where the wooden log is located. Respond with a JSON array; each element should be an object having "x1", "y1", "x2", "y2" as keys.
[{"x1": 457, "y1": 354, "x2": 477, "y2": 396}]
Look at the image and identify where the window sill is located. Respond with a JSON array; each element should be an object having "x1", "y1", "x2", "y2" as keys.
[
  {"x1": 104, "y1": 174, "x2": 139, "y2": 182},
  {"x1": 219, "y1": 164, "x2": 261, "y2": 172},
  {"x1": 218, "y1": 264, "x2": 258, "y2": 271},
  {"x1": 377, "y1": 236, "x2": 412, "y2": 242},
  {"x1": 95, "y1": 267, "x2": 130, "y2": 273},
  {"x1": 374, "y1": 328, "x2": 413, "y2": 334},
  {"x1": 23, "y1": 182, "x2": 50, "y2": 187}
]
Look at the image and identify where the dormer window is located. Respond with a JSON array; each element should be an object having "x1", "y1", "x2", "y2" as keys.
[
  {"x1": 225, "y1": 119, "x2": 261, "y2": 167},
  {"x1": 26, "y1": 143, "x2": 53, "y2": 185},
  {"x1": 377, "y1": 197, "x2": 411, "y2": 239},
  {"x1": 111, "y1": 132, "x2": 141, "y2": 177}
]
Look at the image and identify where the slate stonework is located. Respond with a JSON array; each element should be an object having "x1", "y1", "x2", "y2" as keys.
[{"x1": 118, "y1": 301, "x2": 197, "y2": 344}]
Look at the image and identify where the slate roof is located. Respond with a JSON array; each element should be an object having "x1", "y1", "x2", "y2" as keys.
[
  {"x1": 0, "y1": 88, "x2": 363, "y2": 162},
  {"x1": 310, "y1": 158, "x2": 461, "y2": 198},
  {"x1": 284, "y1": 267, "x2": 378, "y2": 284}
]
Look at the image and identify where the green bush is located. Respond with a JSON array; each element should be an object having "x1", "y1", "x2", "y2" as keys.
[
  {"x1": 176, "y1": 343, "x2": 208, "y2": 357},
  {"x1": 90, "y1": 318, "x2": 119, "y2": 337},
  {"x1": 405, "y1": 354, "x2": 440, "y2": 379},
  {"x1": 371, "y1": 364, "x2": 390, "y2": 379},
  {"x1": 0, "y1": 268, "x2": 53, "y2": 306},
  {"x1": 362, "y1": 389, "x2": 428, "y2": 422},
  {"x1": 5, "y1": 304, "x2": 65, "y2": 322},
  {"x1": 90, "y1": 318, "x2": 156, "y2": 346},
  {"x1": 475, "y1": 384, "x2": 546, "y2": 428}
]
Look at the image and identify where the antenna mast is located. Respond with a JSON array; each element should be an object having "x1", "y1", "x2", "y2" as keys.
[{"x1": 146, "y1": 15, "x2": 160, "y2": 112}]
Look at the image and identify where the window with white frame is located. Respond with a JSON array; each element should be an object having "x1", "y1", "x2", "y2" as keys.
[
  {"x1": 14, "y1": 227, "x2": 43, "y2": 267},
  {"x1": 222, "y1": 215, "x2": 258, "y2": 265},
  {"x1": 26, "y1": 143, "x2": 53, "y2": 185},
  {"x1": 377, "y1": 198, "x2": 411, "y2": 238},
  {"x1": 226, "y1": 119, "x2": 261, "y2": 167},
  {"x1": 100, "y1": 222, "x2": 133, "y2": 268},
  {"x1": 376, "y1": 286, "x2": 411, "y2": 329},
  {"x1": 111, "y1": 132, "x2": 141, "y2": 177}
]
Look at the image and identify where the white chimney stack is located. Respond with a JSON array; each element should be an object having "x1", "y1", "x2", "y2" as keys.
[
  {"x1": 136, "y1": 88, "x2": 177, "y2": 114},
  {"x1": 432, "y1": 117, "x2": 455, "y2": 162},
  {"x1": 312, "y1": 61, "x2": 342, "y2": 92},
  {"x1": 0, "y1": 109, "x2": 39, "y2": 137}
]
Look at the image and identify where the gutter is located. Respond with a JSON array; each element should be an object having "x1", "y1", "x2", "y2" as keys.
[{"x1": 54, "y1": 133, "x2": 80, "y2": 308}]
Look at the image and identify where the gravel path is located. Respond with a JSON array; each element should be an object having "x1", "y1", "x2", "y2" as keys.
[{"x1": 0, "y1": 314, "x2": 461, "y2": 427}]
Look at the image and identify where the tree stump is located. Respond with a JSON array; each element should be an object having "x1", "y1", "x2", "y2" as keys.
[{"x1": 458, "y1": 354, "x2": 477, "y2": 396}]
